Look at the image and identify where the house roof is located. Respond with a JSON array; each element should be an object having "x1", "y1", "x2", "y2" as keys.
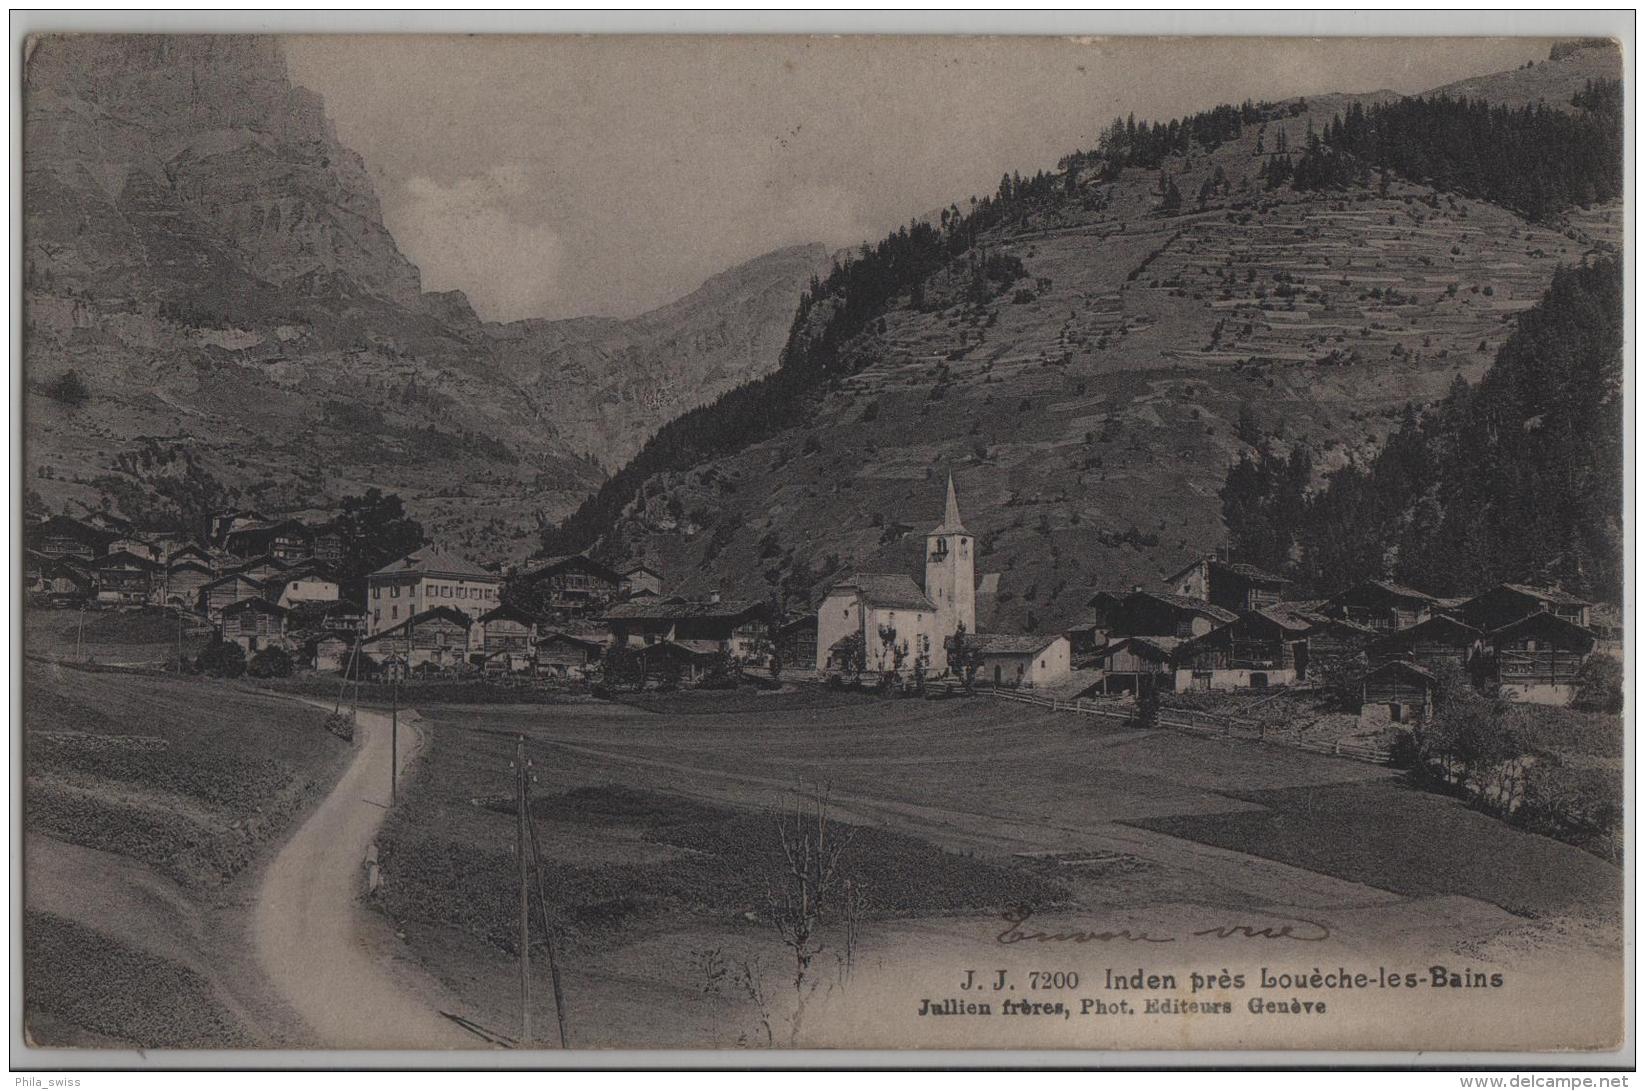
[
  {"x1": 1487, "y1": 611, "x2": 1597, "y2": 646},
  {"x1": 603, "y1": 597, "x2": 763, "y2": 622},
  {"x1": 1366, "y1": 660, "x2": 1435, "y2": 682},
  {"x1": 536, "y1": 629, "x2": 606, "y2": 650},
  {"x1": 521, "y1": 553, "x2": 620, "y2": 583},
  {"x1": 32, "y1": 515, "x2": 116, "y2": 544},
  {"x1": 93, "y1": 549, "x2": 161, "y2": 570},
  {"x1": 1253, "y1": 605, "x2": 1317, "y2": 633},
  {"x1": 1130, "y1": 590, "x2": 1240, "y2": 624},
  {"x1": 478, "y1": 603, "x2": 538, "y2": 626},
  {"x1": 1163, "y1": 556, "x2": 1289, "y2": 587},
  {"x1": 1369, "y1": 613, "x2": 1481, "y2": 649},
  {"x1": 1085, "y1": 589, "x2": 1129, "y2": 608},
  {"x1": 1494, "y1": 583, "x2": 1593, "y2": 608},
  {"x1": 370, "y1": 547, "x2": 498, "y2": 581},
  {"x1": 222, "y1": 596, "x2": 288, "y2": 617},
  {"x1": 644, "y1": 638, "x2": 723, "y2": 659},
  {"x1": 1099, "y1": 635, "x2": 1186, "y2": 660},
  {"x1": 826, "y1": 573, "x2": 936, "y2": 611},
  {"x1": 619, "y1": 561, "x2": 662, "y2": 577},
  {"x1": 202, "y1": 571, "x2": 264, "y2": 591},
  {"x1": 970, "y1": 633, "x2": 1065, "y2": 656},
  {"x1": 361, "y1": 605, "x2": 474, "y2": 643},
  {"x1": 1328, "y1": 579, "x2": 1439, "y2": 607}
]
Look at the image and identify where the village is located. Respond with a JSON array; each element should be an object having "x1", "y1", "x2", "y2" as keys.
[{"x1": 24, "y1": 477, "x2": 1622, "y2": 738}]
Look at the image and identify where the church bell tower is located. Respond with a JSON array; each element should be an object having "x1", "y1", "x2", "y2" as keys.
[{"x1": 925, "y1": 475, "x2": 976, "y2": 663}]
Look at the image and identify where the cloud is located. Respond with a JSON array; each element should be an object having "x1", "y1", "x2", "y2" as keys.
[{"x1": 390, "y1": 165, "x2": 562, "y2": 322}]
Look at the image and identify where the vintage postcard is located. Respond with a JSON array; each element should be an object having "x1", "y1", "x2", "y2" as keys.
[{"x1": 16, "y1": 28, "x2": 1628, "y2": 1062}]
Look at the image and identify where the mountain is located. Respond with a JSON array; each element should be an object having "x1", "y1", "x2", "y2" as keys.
[
  {"x1": 22, "y1": 34, "x2": 823, "y2": 561},
  {"x1": 554, "y1": 39, "x2": 1622, "y2": 628},
  {"x1": 485, "y1": 243, "x2": 831, "y2": 469}
]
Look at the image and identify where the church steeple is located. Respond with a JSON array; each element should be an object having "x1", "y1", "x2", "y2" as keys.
[{"x1": 931, "y1": 474, "x2": 967, "y2": 536}]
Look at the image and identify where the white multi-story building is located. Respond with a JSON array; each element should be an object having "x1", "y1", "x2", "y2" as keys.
[{"x1": 366, "y1": 546, "x2": 503, "y2": 636}]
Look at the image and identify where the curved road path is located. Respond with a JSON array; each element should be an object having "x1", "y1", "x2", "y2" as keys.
[{"x1": 253, "y1": 703, "x2": 474, "y2": 1049}]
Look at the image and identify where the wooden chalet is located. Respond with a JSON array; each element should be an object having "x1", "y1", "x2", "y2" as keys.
[
  {"x1": 618, "y1": 562, "x2": 665, "y2": 599},
  {"x1": 473, "y1": 603, "x2": 538, "y2": 671},
  {"x1": 199, "y1": 572, "x2": 265, "y2": 620},
  {"x1": 165, "y1": 542, "x2": 217, "y2": 570},
  {"x1": 361, "y1": 606, "x2": 473, "y2": 671},
  {"x1": 518, "y1": 554, "x2": 622, "y2": 618},
  {"x1": 223, "y1": 518, "x2": 312, "y2": 562},
  {"x1": 1459, "y1": 584, "x2": 1593, "y2": 632},
  {"x1": 27, "y1": 552, "x2": 93, "y2": 605},
  {"x1": 636, "y1": 639, "x2": 722, "y2": 683},
  {"x1": 1101, "y1": 590, "x2": 1239, "y2": 640},
  {"x1": 1088, "y1": 636, "x2": 1183, "y2": 695},
  {"x1": 221, "y1": 597, "x2": 290, "y2": 653},
  {"x1": 306, "y1": 631, "x2": 357, "y2": 673},
  {"x1": 309, "y1": 522, "x2": 345, "y2": 566},
  {"x1": 1361, "y1": 661, "x2": 1434, "y2": 726},
  {"x1": 1484, "y1": 612, "x2": 1596, "y2": 704},
  {"x1": 602, "y1": 595, "x2": 766, "y2": 653},
  {"x1": 1366, "y1": 614, "x2": 1483, "y2": 673},
  {"x1": 1319, "y1": 579, "x2": 1438, "y2": 632},
  {"x1": 1174, "y1": 610, "x2": 1303, "y2": 690},
  {"x1": 29, "y1": 515, "x2": 114, "y2": 561},
  {"x1": 232, "y1": 554, "x2": 297, "y2": 584},
  {"x1": 1164, "y1": 556, "x2": 1289, "y2": 613},
  {"x1": 91, "y1": 550, "x2": 162, "y2": 606},
  {"x1": 776, "y1": 613, "x2": 819, "y2": 670},
  {"x1": 535, "y1": 629, "x2": 607, "y2": 676}
]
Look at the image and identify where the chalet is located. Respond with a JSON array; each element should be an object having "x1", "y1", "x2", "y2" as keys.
[
  {"x1": 1174, "y1": 611, "x2": 1303, "y2": 691},
  {"x1": 82, "y1": 510, "x2": 134, "y2": 535},
  {"x1": 636, "y1": 639, "x2": 722, "y2": 684},
  {"x1": 224, "y1": 518, "x2": 312, "y2": 562},
  {"x1": 1361, "y1": 661, "x2": 1435, "y2": 726},
  {"x1": 1101, "y1": 590, "x2": 1240, "y2": 640},
  {"x1": 28, "y1": 553, "x2": 93, "y2": 605},
  {"x1": 307, "y1": 632, "x2": 358, "y2": 673},
  {"x1": 473, "y1": 604, "x2": 538, "y2": 671},
  {"x1": 91, "y1": 550, "x2": 162, "y2": 606},
  {"x1": 232, "y1": 555, "x2": 296, "y2": 584},
  {"x1": 1366, "y1": 614, "x2": 1483, "y2": 674},
  {"x1": 606, "y1": 596, "x2": 769, "y2": 659},
  {"x1": 1264, "y1": 602, "x2": 1373, "y2": 664},
  {"x1": 517, "y1": 554, "x2": 622, "y2": 618},
  {"x1": 618, "y1": 562, "x2": 665, "y2": 599},
  {"x1": 1483, "y1": 612, "x2": 1596, "y2": 705},
  {"x1": 1459, "y1": 584, "x2": 1593, "y2": 632},
  {"x1": 535, "y1": 630, "x2": 606, "y2": 677},
  {"x1": 1082, "y1": 590, "x2": 1130, "y2": 650},
  {"x1": 775, "y1": 613, "x2": 819, "y2": 670},
  {"x1": 161, "y1": 560, "x2": 215, "y2": 609},
  {"x1": 106, "y1": 536, "x2": 160, "y2": 563},
  {"x1": 968, "y1": 633, "x2": 1072, "y2": 689},
  {"x1": 1088, "y1": 636, "x2": 1183, "y2": 695},
  {"x1": 367, "y1": 547, "x2": 502, "y2": 636},
  {"x1": 361, "y1": 606, "x2": 474, "y2": 671},
  {"x1": 309, "y1": 522, "x2": 345, "y2": 566},
  {"x1": 1164, "y1": 556, "x2": 1289, "y2": 613},
  {"x1": 1319, "y1": 580, "x2": 1438, "y2": 632},
  {"x1": 199, "y1": 572, "x2": 265, "y2": 621},
  {"x1": 272, "y1": 570, "x2": 340, "y2": 609},
  {"x1": 209, "y1": 509, "x2": 268, "y2": 547},
  {"x1": 166, "y1": 543, "x2": 217, "y2": 571},
  {"x1": 221, "y1": 597, "x2": 290, "y2": 653},
  {"x1": 29, "y1": 515, "x2": 114, "y2": 561}
]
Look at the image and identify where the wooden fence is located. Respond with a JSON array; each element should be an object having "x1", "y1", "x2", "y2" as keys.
[{"x1": 992, "y1": 687, "x2": 1391, "y2": 765}]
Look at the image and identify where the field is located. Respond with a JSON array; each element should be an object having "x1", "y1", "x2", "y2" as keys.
[
  {"x1": 22, "y1": 660, "x2": 351, "y2": 1046},
  {"x1": 373, "y1": 686, "x2": 1623, "y2": 1048},
  {"x1": 25, "y1": 605, "x2": 213, "y2": 668}
]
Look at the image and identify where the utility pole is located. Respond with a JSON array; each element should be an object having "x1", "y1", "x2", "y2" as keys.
[
  {"x1": 390, "y1": 675, "x2": 399, "y2": 804},
  {"x1": 526, "y1": 793, "x2": 571, "y2": 1049},
  {"x1": 75, "y1": 603, "x2": 86, "y2": 662},
  {"x1": 514, "y1": 734, "x2": 531, "y2": 1046}
]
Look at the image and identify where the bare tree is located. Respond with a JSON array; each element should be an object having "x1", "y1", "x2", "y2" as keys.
[{"x1": 765, "y1": 784, "x2": 858, "y2": 1046}]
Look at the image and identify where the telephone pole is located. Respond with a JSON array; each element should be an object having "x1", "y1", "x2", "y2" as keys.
[
  {"x1": 514, "y1": 734, "x2": 531, "y2": 1046},
  {"x1": 390, "y1": 675, "x2": 399, "y2": 804}
]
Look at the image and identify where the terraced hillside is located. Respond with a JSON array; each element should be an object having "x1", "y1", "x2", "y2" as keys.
[{"x1": 575, "y1": 41, "x2": 1621, "y2": 631}]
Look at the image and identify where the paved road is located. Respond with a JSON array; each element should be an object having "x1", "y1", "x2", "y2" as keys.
[{"x1": 252, "y1": 704, "x2": 476, "y2": 1049}]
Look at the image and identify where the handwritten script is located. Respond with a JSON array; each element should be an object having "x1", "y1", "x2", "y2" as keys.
[{"x1": 995, "y1": 908, "x2": 1331, "y2": 945}]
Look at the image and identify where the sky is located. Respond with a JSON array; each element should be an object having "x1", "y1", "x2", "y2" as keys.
[{"x1": 283, "y1": 35, "x2": 1556, "y2": 323}]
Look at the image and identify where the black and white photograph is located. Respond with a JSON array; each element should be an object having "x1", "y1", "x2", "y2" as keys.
[{"x1": 12, "y1": 18, "x2": 1631, "y2": 1066}]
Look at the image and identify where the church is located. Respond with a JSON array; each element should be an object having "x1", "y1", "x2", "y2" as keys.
[{"x1": 814, "y1": 477, "x2": 976, "y2": 676}]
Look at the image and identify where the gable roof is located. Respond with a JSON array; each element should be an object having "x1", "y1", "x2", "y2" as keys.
[
  {"x1": 602, "y1": 597, "x2": 763, "y2": 622},
  {"x1": 535, "y1": 628, "x2": 606, "y2": 650},
  {"x1": 1326, "y1": 579, "x2": 1439, "y2": 608},
  {"x1": 1164, "y1": 556, "x2": 1289, "y2": 587},
  {"x1": 361, "y1": 605, "x2": 474, "y2": 643},
  {"x1": 969, "y1": 633, "x2": 1065, "y2": 656},
  {"x1": 371, "y1": 547, "x2": 497, "y2": 581},
  {"x1": 1129, "y1": 590, "x2": 1240, "y2": 624},
  {"x1": 222, "y1": 596, "x2": 288, "y2": 617},
  {"x1": 1492, "y1": 583, "x2": 1593, "y2": 608},
  {"x1": 202, "y1": 571, "x2": 264, "y2": 591},
  {"x1": 1097, "y1": 635, "x2": 1185, "y2": 661},
  {"x1": 521, "y1": 553, "x2": 621, "y2": 583},
  {"x1": 1487, "y1": 611, "x2": 1597, "y2": 647},
  {"x1": 1369, "y1": 613, "x2": 1482, "y2": 649},
  {"x1": 618, "y1": 561, "x2": 663, "y2": 577},
  {"x1": 1366, "y1": 660, "x2": 1435, "y2": 683},
  {"x1": 824, "y1": 573, "x2": 935, "y2": 611},
  {"x1": 478, "y1": 602, "x2": 538, "y2": 626},
  {"x1": 93, "y1": 549, "x2": 161, "y2": 570}
]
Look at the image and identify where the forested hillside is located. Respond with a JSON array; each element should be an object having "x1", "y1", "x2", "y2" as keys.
[
  {"x1": 1221, "y1": 257, "x2": 1622, "y2": 601},
  {"x1": 538, "y1": 39, "x2": 1620, "y2": 631}
]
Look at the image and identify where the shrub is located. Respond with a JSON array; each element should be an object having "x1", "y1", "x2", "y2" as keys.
[
  {"x1": 248, "y1": 646, "x2": 294, "y2": 679},
  {"x1": 1571, "y1": 655, "x2": 1623, "y2": 714},
  {"x1": 195, "y1": 636, "x2": 246, "y2": 679},
  {"x1": 42, "y1": 369, "x2": 91, "y2": 407}
]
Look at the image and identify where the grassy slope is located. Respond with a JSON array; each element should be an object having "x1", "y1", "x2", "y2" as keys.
[
  {"x1": 23, "y1": 661, "x2": 352, "y2": 1045},
  {"x1": 599, "y1": 46, "x2": 1621, "y2": 630}
]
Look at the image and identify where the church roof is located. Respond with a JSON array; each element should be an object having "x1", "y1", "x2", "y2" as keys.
[
  {"x1": 833, "y1": 573, "x2": 936, "y2": 611},
  {"x1": 929, "y1": 475, "x2": 967, "y2": 536}
]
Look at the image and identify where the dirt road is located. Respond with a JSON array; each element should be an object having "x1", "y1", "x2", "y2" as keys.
[{"x1": 252, "y1": 704, "x2": 476, "y2": 1049}]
